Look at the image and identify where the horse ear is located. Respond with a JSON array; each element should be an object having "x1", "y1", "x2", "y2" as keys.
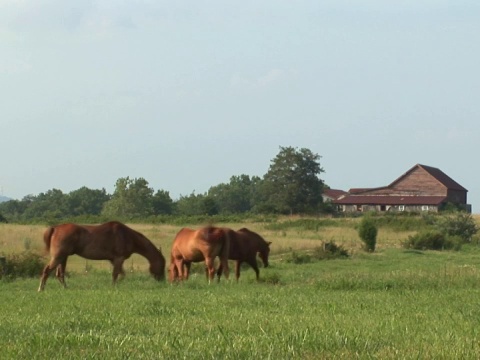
[{"x1": 268, "y1": 241, "x2": 272, "y2": 246}]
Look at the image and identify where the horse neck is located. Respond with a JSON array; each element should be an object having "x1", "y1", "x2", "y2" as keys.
[{"x1": 134, "y1": 236, "x2": 163, "y2": 265}]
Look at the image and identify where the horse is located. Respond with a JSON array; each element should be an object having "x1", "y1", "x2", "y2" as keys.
[
  {"x1": 38, "y1": 221, "x2": 166, "y2": 291},
  {"x1": 216, "y1": 228, "x2": 271, "y2": 281},
  {"x1": 169, "y1": 226, "x2": 231, "y2": 283}
]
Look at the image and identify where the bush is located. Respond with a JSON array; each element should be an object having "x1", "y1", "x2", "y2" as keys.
[
  {"x1": 0, "y1": 251, "x2": 45, "y2": 279},
  {"x1": 435, "y1": 212, "x2": 478, "y2": 243},
  {"x1": 358, "y1": 216, "x2": 377, "y2": 252},
  {"x1": 402, "y1": 230, "x2": 461, "y2": 251},
  {"x1": 312, "y1": 242, "x2": 350, "y2": 260}
]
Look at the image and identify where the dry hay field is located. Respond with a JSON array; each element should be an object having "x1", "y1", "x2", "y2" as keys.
[{"x1": 0, "y1": 216, "x2": 420, "y2": 274}]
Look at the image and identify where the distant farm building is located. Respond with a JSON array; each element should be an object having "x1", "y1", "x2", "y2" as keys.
[{"x1": 332, "y1": 164, "x2": 470, "y2": 213}]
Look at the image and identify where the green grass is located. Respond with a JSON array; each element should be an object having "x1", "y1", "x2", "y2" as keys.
[{"x1": 3, "y1": 244, "x2": 480, "y2": 359}]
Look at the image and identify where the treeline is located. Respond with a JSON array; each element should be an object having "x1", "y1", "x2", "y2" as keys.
[{"x1": 0, "y1": 146, "x2": 333, "y2": 224}]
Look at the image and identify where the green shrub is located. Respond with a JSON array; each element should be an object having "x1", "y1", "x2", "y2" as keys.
[
  {"x1": 371, "y1": 212, "x2": 432, "y2": 231},
  {"x1": 435, "y1": 212, "x2": 478, "y2": 243},
  {"x1": 312, "y1": 242, "x2": 350, "y2": 260},
  {"x1": 402, "y1": 230, "x2": 461, "y2": 251},
  {"x1": 358, "y1": 216, "x2": 377, "y2": 252},
  {"x1": 0, "y1": 251, "x2": 45, "y2": 279}
]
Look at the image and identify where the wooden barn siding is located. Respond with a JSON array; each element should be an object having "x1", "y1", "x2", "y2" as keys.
[{"x1": 391, "y1": 167, "x2": 447, "y2": 195}]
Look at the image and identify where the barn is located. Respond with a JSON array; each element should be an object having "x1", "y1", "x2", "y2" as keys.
[{"x1": 333, "y1": 164, "x2": 470, "y2": 213}]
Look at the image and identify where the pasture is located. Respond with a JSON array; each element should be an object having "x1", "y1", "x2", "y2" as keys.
[{"x1": 2, "y1": 217, "x2": 480, "y2": 359}]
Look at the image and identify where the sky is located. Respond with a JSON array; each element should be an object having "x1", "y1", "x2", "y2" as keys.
[{"x1": 1, "y1": 1, "x2": 479, "y2": 212}]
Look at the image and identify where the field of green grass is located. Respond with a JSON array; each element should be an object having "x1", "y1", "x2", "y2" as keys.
[{"x1": 2, "y1": 217, "x2": 480, "y2": 358}]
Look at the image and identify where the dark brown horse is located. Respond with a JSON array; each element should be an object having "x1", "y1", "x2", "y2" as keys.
[
  {"x1": 38, "y1": 221, "x2": 166, "y2": 291},
  {"x1": 169, "y1": 226, "x2": 231, "y2": 283},
  {"x1": 216, "y1": 228, "x2": 271, "y2": 281}
]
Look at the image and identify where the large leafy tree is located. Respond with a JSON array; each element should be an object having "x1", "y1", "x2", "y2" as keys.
[
  {"x1": 0, "y1": 198, "x2": 29, "y2": 222},
  {"x1": 102, "y1": 177, "x2": 154, "y2": 219},
  {"x1": 22, "y1": 189, "x2": 68, "y2": 220},
  {"x1": 259, "y1": 146, "x2": 325, "y2": 214},
  {"x1": 66, "y1": 187, "x2": 110, "y2": 216},
  {"x1": 208, "y1": 174, "x2": 261, "y2": 214},
  {"x1": 152, "y1": 189, "x2": 174, "y2": 215},
  {"x1": 174, "y1": 192, "x2": 218, "y2": 216}
]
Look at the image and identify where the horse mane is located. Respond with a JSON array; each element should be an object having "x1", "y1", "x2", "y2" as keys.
[
  {"x1": 202, "y1": 226, "x2": 223, "y2": 241},
  {"x1": 110, "y1": 221, "x2": 162, "y2": 258},
  {"x1": 237, "y1": 227, "x2": 271, "y2": 248}
]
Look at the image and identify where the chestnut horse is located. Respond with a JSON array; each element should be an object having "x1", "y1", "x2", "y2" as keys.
[
  {"x1": 216, "y1": 228, "x2": 271, "y2": 281},
  {"x1": 169, "y1": 226, "x2": 231, "y2": 283},
  {"x1": 38, "y1": 221, "x2": 166, "y2": 291}
]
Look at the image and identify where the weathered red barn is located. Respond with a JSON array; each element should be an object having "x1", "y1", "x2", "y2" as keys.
[{"x1": 333, "y1": 164, "x2": 470, "y2": 213}]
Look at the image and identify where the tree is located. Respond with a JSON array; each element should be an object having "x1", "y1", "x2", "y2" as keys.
[
  {"x1": 0, "y1": 212, "x2": 7, "y2": 223},
  {"x1": 66, "y1": 187, "x2": 110, "y2": 216},
  {"x1": 22, "y1": 189, "x2": 68, "y2": 221},
  {"x1": 259, "y1": 146, "x2": 325, "y2": 214},
  {"x1": 208, "y1": 175, "x2": 261, "y2": 214},
  {"x1": 152, "y1": 190, "x2": 174, "y2": 215},
  {"x1": 174, "y1": 192, "x2": 207, "y2": 216},
  {"x1": 102, "y1": 177, "x2": 154, "y2": 219},
  {"x1": 0, "y1": 199, "x2": 29, "y2": 222}
]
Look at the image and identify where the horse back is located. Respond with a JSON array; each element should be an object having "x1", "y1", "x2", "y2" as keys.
[
  {"x1": 48, "y1": 223, "x2": 89, "y2": 255},
  {"x1": 229, "y1": 228, "x2": 268, "y2": 260},
  {"x1": 48, "y1": 222, "x2": 136, "y2": 260},
  {"x1": 171, "y1": 227, "x2": 229, "y2": 262}
]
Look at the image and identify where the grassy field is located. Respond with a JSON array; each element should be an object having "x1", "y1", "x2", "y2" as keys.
[{"x1": 2, "y1": 217, "x2": 480, "y2": 358}]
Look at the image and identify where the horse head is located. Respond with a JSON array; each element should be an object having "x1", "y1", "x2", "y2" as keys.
[
  {"x1": 259, "y1": 241, "x2": 272, "y2": 268},
  {"x1": 149, "y1": 250, "x2": 166, "y2": 281}
]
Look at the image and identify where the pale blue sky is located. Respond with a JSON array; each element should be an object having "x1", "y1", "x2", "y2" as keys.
[{"x1": 1, "y1": 1, "x2": 479, "y2": 211}]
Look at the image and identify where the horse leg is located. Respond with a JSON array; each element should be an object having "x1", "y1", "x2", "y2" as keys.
[
  {"x1": 111, "y1": 258, "x2": 125, "y2": 284},
  {"x1": 216, "y1": 263, "x2": 223, "y2": 282},
  {"x1": 184, "y1": 262, "x2": 191, "y2": 280},
  {"x1": 248, "y1": 258, "x2": 260, "y2": 281},
  {"x1": 235, "y1": 261, "x2": 241, "y2": 282},
  {"x1": 173, "y1": 259, "x2": 185, "y2": 280},
  {"x1": 205, "y1": 257, "x2": 215, "y2": 283},
  {"x1": 55, "y1": 259, "x2": 68, "y2": 288},
  {"x1": 38, "y1": 257, "x2": 63, "y2": 292}
]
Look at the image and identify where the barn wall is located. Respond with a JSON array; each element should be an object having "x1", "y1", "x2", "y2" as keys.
[{"x1": 446, "y1": 189, "x2": 467, "y2": 204}]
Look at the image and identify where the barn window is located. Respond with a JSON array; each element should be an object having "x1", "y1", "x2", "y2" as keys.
[
  {"x1": 421, "y1": 205, "x2": 429, "y2": 211},
  {"x1": 398, "y1": 205, "x2": 405, "y2": 211}
]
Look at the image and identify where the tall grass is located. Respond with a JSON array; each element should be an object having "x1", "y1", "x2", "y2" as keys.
[
  {"x1": 2, "y1": 217, "x2": 480, "y2": 358},
  {"x1": 3, "y1": 245, "x2": 480, "y2": 359}
]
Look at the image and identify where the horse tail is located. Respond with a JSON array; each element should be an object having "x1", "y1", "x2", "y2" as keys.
[{"x1": 43, "y1": 226, "x2": 55, "y2": 252}]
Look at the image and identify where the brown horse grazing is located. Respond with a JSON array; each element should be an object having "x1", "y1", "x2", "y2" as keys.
[
  {"x1": 216, "y1": 228, "x2": 271, "y2": 281},
  {"x1": 38, "y1": 221, "x2": 166, "y2": 291},
  {"x1": 169, "y1": 226, "x2": 231, "y2": 283}
]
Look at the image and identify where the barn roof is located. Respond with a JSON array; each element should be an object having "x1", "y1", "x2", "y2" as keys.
[
  {"x1": 323, "y1": 189, "x2": 348, "y2": 199},
  {"x1": 389, "y1": 164, "x2": 467, "y2": 191}
]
